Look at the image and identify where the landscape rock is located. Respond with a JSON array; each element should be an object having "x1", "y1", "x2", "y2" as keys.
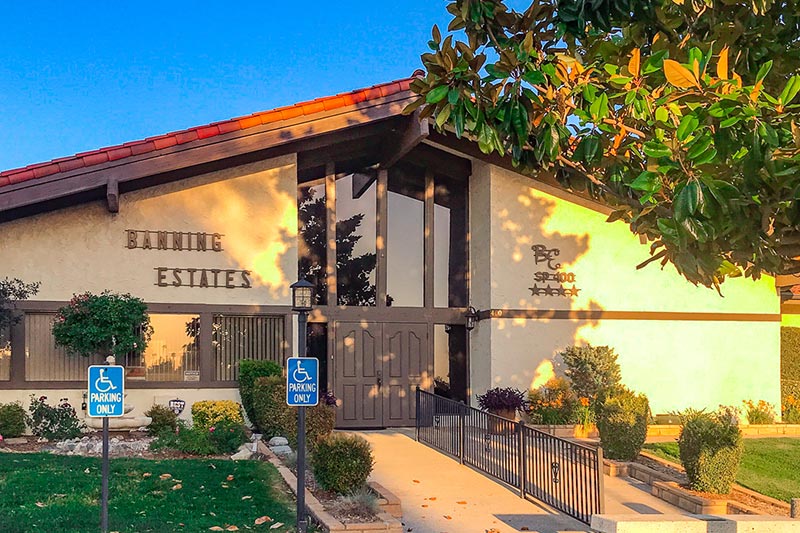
[
  {"x1": 270, "y1": 445, "x2": 293, "y2": 456},
  {"x1": 268, "y1": 436, "x2": 288, "y2": 447}
]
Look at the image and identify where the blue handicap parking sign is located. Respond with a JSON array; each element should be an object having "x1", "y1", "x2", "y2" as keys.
[
  {"x1": 286, "y1": 357, "x2": 319, "y2": 407},
  {"x1": 87, "y1": 365, "x2": 125, "y2": 417}
]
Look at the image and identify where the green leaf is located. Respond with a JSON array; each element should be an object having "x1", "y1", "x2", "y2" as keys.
[
  {"x1": 589, "y1": 93, "x2": 609, "y2": 122},
  {"x1": 447, "y1": 89, "x2": 460, "y2": 105},
  {"x1": 575, "y1": 136, "x2": 601, "y2": 164},
  {"x1": 756, "y1": 60, "x2": 773, "y2": 83},
  {"x1": 629, "y1": 171, "x2": 661, "y2": 193},
  {"x1": 522, "y1": 70, "x2": 546, "y2": 85},
  {"x1": 693, "y1": 147, "x2": 718, "y2": 165},
  {"x1": 643, "y1": 141, "x2": 672, "y2": 159},
  {"x1": 655, "y1": 107, "x2": 669, "y2": 123},
  {"x1": 677, "y1": 114, "x2": 700, "y2": 142},
  {"x1": 780, "y1": 75, "x2": 800, "y2": 106},
  {"x1": 453, "y1": 106, "x2": 465, "y2": 138},
  {"x1": 674, "y1": 181, "x2": 702, "y2": 222},
  {"x1": 687, "y1": 135, "x2": 713, "y2": 160},
  {"x1": 436, "y1": 104, "x2": 452, "y2": 128},
  {"x1": 426, "y1": 85, "x2": 449, "y2": 104},
  {"x1": 719, "y1": 116, "x2": 742, "y2": 128}
]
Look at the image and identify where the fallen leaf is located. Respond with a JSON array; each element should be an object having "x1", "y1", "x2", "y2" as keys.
[
  {"x1": 143, "y1": 473, "x2": 152, "y2": 478},
  {"x1": 443, "y1": 515, "x2": 452, "y2": 520},
  {"x1": 35, "y1": 502, "x2": 45, "y2": 508},
  {"x1": 225, "y1": 527, "x2": 239, "y2": 531},
  {"x1": 270, "y1": 523, "x2": 284, "y2": 530},
  {"x1": 421, "y1": 504, "x2": 428, "y2": 508},
  {"x1": 241, "y1": 495, "x2": 252, "y2": 500},
  {"x1": 226, "y1": 475, "x2": 234, "y2": 481},
  {"x1": 456, "y1": 501, "x2": 467, "y2": 505},
  {"x1": 428, "y1": 497, "x2": 436, "y2": 501},
  {"x1": 210, "y1": 512, "x2": 217, "y2": 517},
  {"x1": 221, "y1": 483, "x2": 229, "y2": 489},
  {"x1": 159, "y1": 474, "x2": 172, "y2": 480},
  {"x1": 172, "y1": 484, "x2": 182, "y2": 491},
  {"x1": 412, "y1": 480, "x2": 420, "y2": 483},
  {"x1": 209, "y1": 464, "x2": 217, "y2": 469},
  {"x1": 209, "y1": 528, "x2": 223, "y2": 532},
  {"x1": 254, "y1": 516, "x2": 271, "y2": 525},
  {"x1": 521, "y1": 527, "x2": 530, "y2": 531},
  {"x1": 84, "y1": 468, "x2": 90, "y2": 474}
]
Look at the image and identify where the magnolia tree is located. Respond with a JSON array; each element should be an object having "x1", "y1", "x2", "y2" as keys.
[
  {"x1": 0, "y1": 278, "x2": 39, "y2": 331},
  {"x1": 52, "y1": 291, "x2": 152, "y2": 359},
  {"x1": 410, "y1": 0, "x2": 800, "y2": 291}
]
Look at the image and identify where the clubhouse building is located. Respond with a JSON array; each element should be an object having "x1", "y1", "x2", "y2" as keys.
[{"x1": 0, "y1": 75, "x2": 784, "y2": 427}]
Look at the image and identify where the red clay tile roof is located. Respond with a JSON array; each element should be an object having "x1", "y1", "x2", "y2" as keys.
[{"x1": 0, "y1": 74, "x2": 419, "y2": 189}]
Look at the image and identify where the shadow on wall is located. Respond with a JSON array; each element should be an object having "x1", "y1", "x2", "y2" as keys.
[{"x1": 489, "y1": 187, "x2": 605, "y2": 391}]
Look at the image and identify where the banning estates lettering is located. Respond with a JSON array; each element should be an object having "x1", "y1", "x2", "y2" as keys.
[{"x1": 155, "y1": 267, "x2": 252, "y2": 289}]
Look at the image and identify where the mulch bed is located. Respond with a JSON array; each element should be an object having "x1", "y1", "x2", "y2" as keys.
[{"x1": 634, "y1": 454, "x2": 789, "y2": 516}]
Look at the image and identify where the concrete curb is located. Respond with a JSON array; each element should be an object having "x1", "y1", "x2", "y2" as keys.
[{"x1": 256, "y1": 441, "x2": 403, "y2": 532}]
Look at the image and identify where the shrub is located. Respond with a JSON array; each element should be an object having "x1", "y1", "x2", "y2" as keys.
[
  {"x1": 251, "y1": 375, "x2": 293, "y2": 440},
  {"x1": 208, "y1": 419, "x2": 248, "y2": 454},
  {"x1": 312, "y1": 434, "x2": 374, "y2": 494},
  {"x1": 476, "y1": 387, "x2": 526, "y2": 413},
  {"x1": 558, "y1": 345, "x2": 621, "y2": 401},
  {"x1": 781, "y1": 327, "x2": 800, "y2": 406},
  {"x1": 784, "y1": 395, "x2": 800, "y2": 424},
  {"x1": 526, "y1": 377, "x2": 577, "y2": 425},
  {"x1": 144, "y1": 404, "x2": 178, "y2": 436},
  {"x1": 596, "y1": 388, "x2": 649, "y2": 461},
  {"x1": 238, "y1": 359, "x2": 282, "y2": 430},
  {"x1": 52, "y1": 291, "x2": 152, "y2": 358},
  {"x1": 0, "y1": 402, "x2": 26, "y2": 438},
  {"x1": 330, "y1": 486, "x2": 380, "y2": 520},
  {"x1": 191, "y1": 400, "x2": 244, "y2": 431},
  {"x1": 151, "y1": 420, "x2": 217, "y2": 456},
  {"x1": 678, "y1": 410, "x2": 743, "y2": 494},
  {"x1": 250, "y1": 376, "x2": 336, "y2": 448},
  {"x1": 742, "y1": 399, "x2": 776, "y2": 424},
  {"x1": 27, "y1": 395, "x2": 84, "y2": 441}
]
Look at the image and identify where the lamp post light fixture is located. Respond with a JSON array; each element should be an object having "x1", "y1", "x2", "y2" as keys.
[
  {"x1": 289, "y1": 278, "x2": 314, "y2": 533},
  {"x1": 464, "y1": 306, "x2": 479, "y2": 331}
]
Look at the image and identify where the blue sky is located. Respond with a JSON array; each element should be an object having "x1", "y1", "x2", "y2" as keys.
[{"x1": 0, "y1": 1, "x2": 453, "y2": 170}]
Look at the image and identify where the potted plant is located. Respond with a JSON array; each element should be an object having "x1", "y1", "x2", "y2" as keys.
[{"x1": 477, "y1": 387, "x2": 526, "y2": 435}]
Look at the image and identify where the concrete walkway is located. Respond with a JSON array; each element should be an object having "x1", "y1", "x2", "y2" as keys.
[{"x1": 356, "y1": 429, "x2": 685, "y2": 533}]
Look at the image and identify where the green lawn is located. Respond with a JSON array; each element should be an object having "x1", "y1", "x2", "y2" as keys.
[
  {"x1": 643, "y1": 438, "x2": 800, "y2": 502},
  {"x1": 0, "y1": 453, "x2": 297, "y2": 533}
]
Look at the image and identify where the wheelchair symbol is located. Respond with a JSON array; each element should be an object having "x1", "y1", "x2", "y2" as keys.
[
  {"x1": 292, "y1": 361, "x2": 312, "y2": 383},
  {"x1": 94, "y1": 369, "x2": 118, "y2": 393}
]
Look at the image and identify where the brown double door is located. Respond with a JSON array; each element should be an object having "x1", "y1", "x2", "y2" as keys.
[{"x1": 334, "y1": 322, "x2": 431, "y2": 428}]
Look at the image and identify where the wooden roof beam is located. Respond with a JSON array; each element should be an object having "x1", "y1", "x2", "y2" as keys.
[{"x1": 379, "y1": 112, "x2": 429, "y2": 169}]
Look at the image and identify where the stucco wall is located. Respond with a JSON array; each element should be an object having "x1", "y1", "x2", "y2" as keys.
[
  {"x1": 0, "y1": 154, "x2": 298, "y2": 306},
  {"x1": 470, "y1": 163, "x2": 782, "y2": 414},
  {"x1": 2, "y1": 388, "x2": 241, "y2": 432}
]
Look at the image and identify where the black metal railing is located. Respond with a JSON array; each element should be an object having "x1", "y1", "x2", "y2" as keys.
[{"x1": 416, "y1": 388, "x2": 605, "y2": 525}]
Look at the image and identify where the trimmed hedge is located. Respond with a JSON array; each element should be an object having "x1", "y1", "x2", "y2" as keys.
[
  {"x1": 250, "y1": 375, "x2": 335, "y2": 448},
  {"x1": 781, "y1": 327, "x2": 800, "y2": 405},
  {"x1": 0, "y1": 402, "x2": 26, "y2": 438},
  {"x1": 191, "y1": 400, "x2": 244, "y2": 431},
  {"x1": 238, "y1": 359, "x2": 282, "y2": 430},
  {"x1": 678, "y1": 411, "x2": 743, "y2": 494},
  {"x1": 312, "y1": 433, "x2": 374, "y2": 494},
  {"x1": 596, "y1": 388, "x2": 649, "y2": 461}
]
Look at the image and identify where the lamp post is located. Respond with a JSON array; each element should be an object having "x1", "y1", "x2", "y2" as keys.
[{"x1": 290, "y1": 279, "x2": 314, "y2": 533}]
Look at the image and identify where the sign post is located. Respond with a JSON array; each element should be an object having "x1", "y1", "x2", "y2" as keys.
[
  {"x1": 286, "y1": 356, "x2": 319, "y2": 533},
  {"x1": 87, "y1": 364, "x2": 125, "y2": 533}
]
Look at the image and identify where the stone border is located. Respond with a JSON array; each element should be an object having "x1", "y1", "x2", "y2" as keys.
[
  {"x1": 640, "y1": 450, "x2": 792, "y2": 514},
  {"x1": 256, "y1": 441, "x2": 403, "y2": 532},
  {"x1": 605, "y1": 452, "x2": 793, "y2": 516},
  {"x1": 647, "y1": 424, "x2": 800, "y2": 438}
]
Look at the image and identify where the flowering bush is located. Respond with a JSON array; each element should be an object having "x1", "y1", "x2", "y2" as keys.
[
  {"x1": 191, "y1": 400, "x2": 244, "y2": 431},
  {"x1": 27, "y1": 395, "x2": 84, "y2": 441},
  {"x1": 783, "y1": 395, "x2": 800, "y2": 424},
  {"x1": 743, "y1": 399, "x2": 776, "y2": 425},
  {"x1": 476, "y1": 387, "x2": 527, "y2": 412},
  {"x1": 208, "y1": 419, "x2": 248, "y2": 454},
  {"x1": 52, "y1": 291, "x2": 152, "y2": 358},
  {"x1": 526, "y1": 377, "x2": 576, "y2": 424}
]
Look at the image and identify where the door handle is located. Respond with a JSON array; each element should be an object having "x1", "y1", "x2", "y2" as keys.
[{"x1": 377, "y1": 371, "x2": 383, "y2": 389}]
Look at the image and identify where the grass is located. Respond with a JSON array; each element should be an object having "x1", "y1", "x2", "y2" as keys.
[
  {"x1": 643, "y1": 438, "x2": 800, "y2": 502},
  {"x1": 0, "y1": 453, "x2": 298, "y2": 533}
]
